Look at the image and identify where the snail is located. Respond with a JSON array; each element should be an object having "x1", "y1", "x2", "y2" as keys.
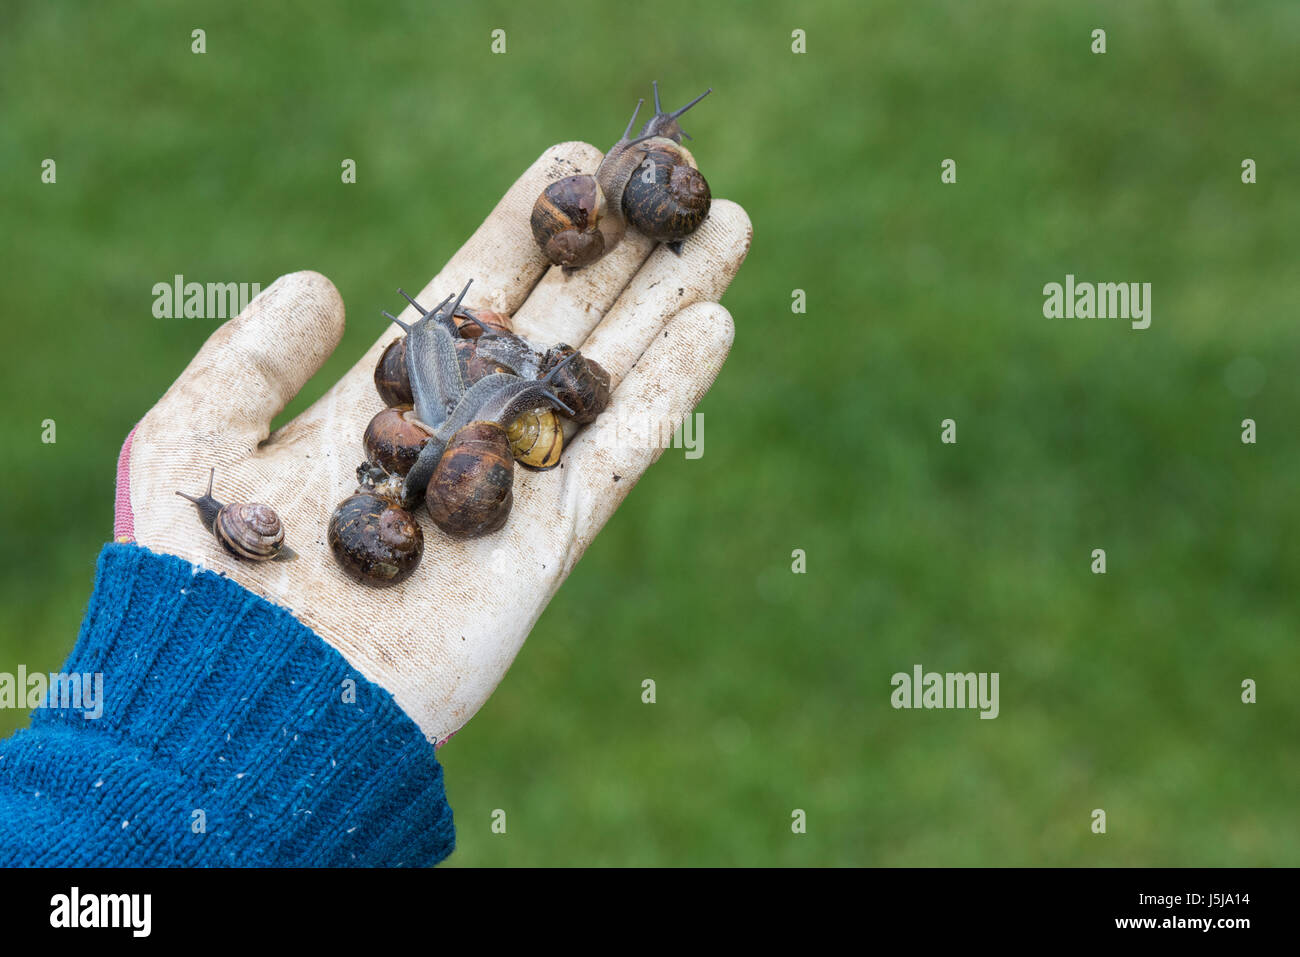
[
  {"x1": 176, "y1": 468, "x2": 294, "y2": 562},
  {"x1": 621, "y1": 82, "x2": 713, "y2": 251},
  {"x1": 539, "y1": 344, "x2": 611, "y2": 424},
  {"x1": 507, "y1": 407, "x2": 564, "y2": 470},
  {"x1": 374, "y1": 337, "x2": 413, "y2": 407},
  {"x1": 530, "y1": 100, "x2": 654, "y2": 269},
  {"x1": 363, "y1": 405, "x2": 432, "y2": 476},
  {"x1": 530, "y1": 82, "x2": 711, "y2": 269},
  {"x1": 408, "y1": 362, "x2": 577, "y2": 537},
  {"x1": 327, "y1": 464, "x2": 423, "y2": 587}
]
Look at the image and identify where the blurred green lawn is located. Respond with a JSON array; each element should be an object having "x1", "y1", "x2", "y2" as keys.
[{"x1": 1, "y1": 0, "x2": 1297, "y2": 865}]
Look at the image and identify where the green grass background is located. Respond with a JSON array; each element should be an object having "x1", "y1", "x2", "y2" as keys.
[{"x1": 1, "y1": 0, "x2": 1297, "y2": 865}]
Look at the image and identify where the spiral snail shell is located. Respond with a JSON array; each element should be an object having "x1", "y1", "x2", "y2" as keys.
[
  {"x1": 328, "y1": 489, "x2": 423, "y2": 587},
  {"x1": 176, "y1": 468, "x2": 292, "y2": 562},
  {"x1": 507, "y1": 407, "x2": 564, "y2": 470},
  {"x1": 363, "y1": 405, "x2": 432, "y2": 477},
  {"x1": 621, "y1": 142, "x2": 711, "y2": 245},
  {"x1": 426, "y1": 420, "x2": 517, "y2": 538},
  {"x1": 539, "y1": 344, "x2": 611, "y2": 424},
  {"x1": 327, "y1": 464, "x2": 423, "y2": 587},
  {"x1": 374, "y1": 336, "x2": 413, "y2": 407}
]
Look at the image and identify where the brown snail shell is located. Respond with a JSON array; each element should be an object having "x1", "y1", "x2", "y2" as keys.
[
  {"x1": 539, "y1": 345, "x2": 611, "y2": 424},
  {"x1": 530, "y1": 175, "x2": 621, "y2": 269},
  {"x1": 328, "y1": 489, "x2": 423, "y2": 587},
  {"x1": 363, "y1": 405, "x2": 432, "y2": 477},
  {"x1": 176, "y1": 468, "x2": 290, "y2": 562},
  {"x1": 453, "y1": 307, "x2": 512, "y2": 339},
  {"x1": 454, "y1": 336, "x2": 513, "y2": 385},
  {"x1": 374, "y1": 337, "x2": 413, "y2": 407},
  {"x1": 213, "y1": 503, "x2": 286, "y2": 561},
  {"x1": 507, "y1": 407, "x2": 564, "y2": 470},
  {"x1": 426, "y1": 421, "x2": 515, "y2": 539},
  {"x1": 622, "y1": 143, "x2": 711, "y2": 242}
]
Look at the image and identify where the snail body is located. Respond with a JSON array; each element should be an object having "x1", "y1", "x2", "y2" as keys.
[
  {"x1": 530, "y1": 83, "x2": 712, "y2": 269},
  {"x1": 176, "y1": 468, "x2": 291, "y2": 562}
]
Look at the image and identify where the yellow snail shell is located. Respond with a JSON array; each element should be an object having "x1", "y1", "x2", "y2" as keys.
[{"x1": 507, "y1": 407, "x2": 564, "y2": 470}]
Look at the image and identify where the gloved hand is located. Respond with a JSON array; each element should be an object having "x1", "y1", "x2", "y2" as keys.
[{"x1": 115, "y1": 141, "x2": 751, "y2": 745}]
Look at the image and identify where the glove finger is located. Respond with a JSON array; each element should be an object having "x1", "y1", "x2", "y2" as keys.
[
  {"x1": 559, "y1": 301, "x2": 734, "y2": 571},
  {"x1": 509, "y1": 230, "x2": 657, "y2": 346},
  {"x1": 144, "y1": 270, "x2": 345, "y2": 452},
  {"x1": 576, "y1": 200, "x2": 751, "y2": 388}
]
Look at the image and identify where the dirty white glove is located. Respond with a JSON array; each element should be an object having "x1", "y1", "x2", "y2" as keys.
[{"x1": 116, "y1": 141, "x2": 751, "y2": 745}]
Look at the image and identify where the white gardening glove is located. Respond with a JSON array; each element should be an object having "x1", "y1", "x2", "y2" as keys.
[{"x1": 116, "y1": 141, "x2": 751, "y2": 745}]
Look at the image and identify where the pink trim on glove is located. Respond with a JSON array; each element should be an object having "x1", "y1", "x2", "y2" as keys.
[{"x1": 114, "y1": 425, "x2": 138, "y2": 543}]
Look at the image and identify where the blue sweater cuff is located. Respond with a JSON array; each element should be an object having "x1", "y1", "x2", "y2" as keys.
[{"x1": 0, "y1": 543, "x2": 454, "y2": 867}]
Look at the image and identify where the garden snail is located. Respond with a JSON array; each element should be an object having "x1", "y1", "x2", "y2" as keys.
[
  {"x1": 363, "y1": 405, "x2": 431, "y2": 476},
  {"x1": 539, "y1": 343, "x2": 611, "y2": 424},
  {"x1": 507, "y1": 407, "x2": 564, "y2": 470},
  {"x1": 530, "y1": 82, "x2": 712, "y2": 269},
  {"x1": 176, "y1": 468, "x2": 294, "y2": 562},
  {"x1": 327, "y1": 464, "x2": 424, "y2": 587},
  {"x1": 621, "y1": 81, "x2": 713, "y2": 251},
  {"x1": 408, "y1": 363, "x2": 577, "y2": 537}
]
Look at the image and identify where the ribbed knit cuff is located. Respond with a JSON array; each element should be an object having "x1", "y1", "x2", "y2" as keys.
[{"x1": 0, "y1": 543, "x2": 454, "y2": 867}]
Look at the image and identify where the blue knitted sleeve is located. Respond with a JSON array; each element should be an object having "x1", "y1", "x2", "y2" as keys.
[{"x1": 0, "y1": 543, "x2": 454, "y2": 867}]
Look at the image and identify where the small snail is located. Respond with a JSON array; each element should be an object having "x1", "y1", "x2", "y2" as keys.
[
  {"x1": 530, "y1": 82, "x2": 711, "y2": 269},
  {"x1": 507, "y1": 407, "x2": 564, "y2": 470},
  {"x1": 539, "y1": 344, "x2": 611, "y2": 424},
  {"x1": 327, "y1": 464, "x2": 423, "y2": 587},
  {"x1": 176, "y1": 468, "x2": 294, "y2": 562}
]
